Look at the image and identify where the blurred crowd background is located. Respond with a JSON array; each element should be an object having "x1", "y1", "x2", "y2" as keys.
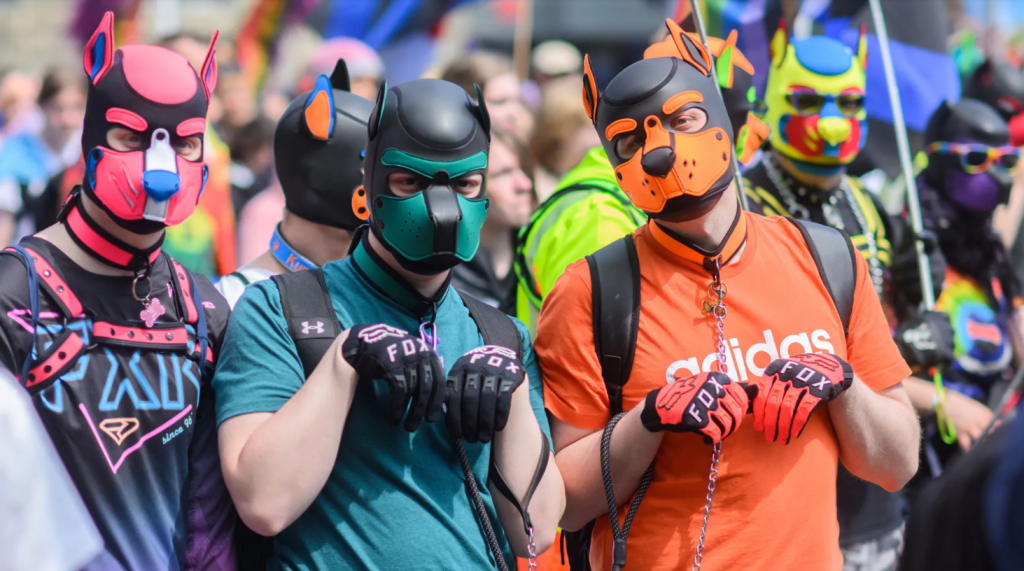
[{"x1": 0, "y1": 0, "x2": 1018, "y2": 280}]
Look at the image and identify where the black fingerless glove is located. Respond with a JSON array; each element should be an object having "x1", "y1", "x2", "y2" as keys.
[
  {"x1": 343, "y1": 323, "x2": 446, "y2": 431},
  {"x1": 445, "y1": 345, "x2": 526, "y2": 444},
  {"x1": 894, "y1": 310, "x2": 956, "y2": 373}
]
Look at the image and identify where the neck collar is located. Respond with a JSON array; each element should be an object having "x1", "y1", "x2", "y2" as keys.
[
  {"x1": 270, "y1": 223, "x2": 317, "y2": 272},
  {"x1": 350, "y1": 228, "x2": 450, "y2": 316},
  {"x1": 59, "y1": 191, "x2": 163, "y2": 272},
  {"x1": 650, "y1": 205, "x2": 748, "y2": 272}
]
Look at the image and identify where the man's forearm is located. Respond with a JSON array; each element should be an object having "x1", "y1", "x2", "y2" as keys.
[
  {"x1": 0, "y1": 210, "x2": 15, "y2": 248},
  {"x1": 219, "y1": 342, "x2": 358, "y2": 535},
  {"x1": 490, "y1": 382, "x2": 565, "y2": 556},
  {"x1": 828, "y1": 380, "x2": 920, "y2": 491},
  {"x1": 553, "y1": 401, "x2": 663, "y2": 531}
]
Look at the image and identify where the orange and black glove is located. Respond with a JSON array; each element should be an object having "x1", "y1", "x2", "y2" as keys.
[
  {"x1": 753, "y1": 353, "x2": 854, "y2": 445},
  {"x1": 640, "y1": 372, "x2": 756, "y2": 444}
]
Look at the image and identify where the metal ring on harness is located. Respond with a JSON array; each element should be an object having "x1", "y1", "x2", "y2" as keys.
[{"x1": 132, "y1": 272, "x2": 152, "y2": 302}]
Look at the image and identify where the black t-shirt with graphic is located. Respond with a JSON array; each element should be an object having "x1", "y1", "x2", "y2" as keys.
[{"x1": 0, "y1": 237, "x2": 235, "y2": 571}]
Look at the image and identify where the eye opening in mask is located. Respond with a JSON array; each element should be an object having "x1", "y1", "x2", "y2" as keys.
[
  {"x1": 615, "y1": 130, "x2": 646, "y2": 161},
  {"x1": 387, "y1": 170, "x2": 485, "y2": 198},
  {"x1": 786, "y1": 89, "x2": 864, "y2": 118},
  {"x1": 668, "y1": 107, "x2": 708, "y2": 133}
]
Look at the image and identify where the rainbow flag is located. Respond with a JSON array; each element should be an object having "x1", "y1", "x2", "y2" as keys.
[
  {"x1": 71, "y1": 0, "x2": 144, "y2": 47},
  {"x1": 235, "y1": 0, "x2": 322, "y2": 92}
]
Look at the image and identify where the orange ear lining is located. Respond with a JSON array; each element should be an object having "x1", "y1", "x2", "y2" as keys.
[{"x1": 582, "y1": 54, "x2": 599, "y2": 122}]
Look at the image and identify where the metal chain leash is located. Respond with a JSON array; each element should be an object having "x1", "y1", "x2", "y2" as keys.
[
  {"x1": 526, "y1": 526, "x2": 538, "y2": 570},
  {"x1": 763, "y1": 155, "x2": 885, "y2": 294},
  {"x1": 695, "y1": 263, "x2": 729, "y2": 571}
]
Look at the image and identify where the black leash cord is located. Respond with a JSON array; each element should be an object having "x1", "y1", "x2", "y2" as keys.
[
  {"x1": 455, "y1": 438, "x2": 511, "y2": 571},
  {"x1": 602, "y1": 412, "x2": 656, "y2": 571}
]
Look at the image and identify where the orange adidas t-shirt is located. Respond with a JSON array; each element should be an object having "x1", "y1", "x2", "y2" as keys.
[{"x1": 536, "y1": 212, "x2": 910, "y2": 571}]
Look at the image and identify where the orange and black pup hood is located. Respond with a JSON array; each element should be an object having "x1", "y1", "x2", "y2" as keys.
[{"x1": 583, "y1": 19, "x2": 735, "y2": 219}]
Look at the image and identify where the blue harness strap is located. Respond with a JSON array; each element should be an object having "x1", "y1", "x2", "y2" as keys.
[{"x1": 2, "y1": 245, "x2": 42, "y2": 386}]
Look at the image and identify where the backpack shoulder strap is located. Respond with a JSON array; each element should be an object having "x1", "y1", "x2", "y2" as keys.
[
  {"x1": 789, "y1": 219, "x2": 858, "y2": 334},
  {"x1": 271, "y1": 269, "x2": 342, "y2": 379},
  {"x1": 585, "y1": 235, "x2": 641, "y2": 416},
  {"x1": 458, "y1": 291, "x2": 523, "y2": 357}
]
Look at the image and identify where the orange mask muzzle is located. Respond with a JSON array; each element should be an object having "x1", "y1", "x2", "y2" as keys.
[{"x1": 614, "y1": 115, "x2": 733, "y2": 213}]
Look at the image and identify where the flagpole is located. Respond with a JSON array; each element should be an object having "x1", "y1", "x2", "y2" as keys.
[
  {"x1": 512, "y1": 0, "x2": 535, "y2": 80},
  {"x1": 689, "y1": 0, "x2": 751, "y2": 211},
  {"x1": 868, "y1": 0, "x2": 959, "y2": 443}
]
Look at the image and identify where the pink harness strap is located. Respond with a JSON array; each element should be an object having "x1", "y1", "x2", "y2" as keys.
[
  {"x1": 9, "y1": 246, "x2": 84, "y2": 318},
  {"x1": 92, "y1": 321, "x2": 189, "y2": 348},
  {"x1": 25, "y1": 332, "x2": 85, "y2": 388},
  {"x1": 170, "y1": 259, "x2": 198, "y2": 325}
]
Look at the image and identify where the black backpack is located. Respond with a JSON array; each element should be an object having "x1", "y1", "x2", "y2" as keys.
[{"x1": 561, "y1": 218, "x2": 859, "y2": 570}]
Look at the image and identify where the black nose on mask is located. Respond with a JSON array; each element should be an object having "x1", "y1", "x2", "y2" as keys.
[
  {"x1": 641, "y1": 147, "x2": 675, "y2": 178},
  {"x1": 423, "y1": 183, "x2": 463, "y2": 254}
]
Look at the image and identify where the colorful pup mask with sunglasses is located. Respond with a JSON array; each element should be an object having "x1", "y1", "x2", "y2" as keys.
[
  {"x1": 584, "y1": 19, "x2": 735, "y2": 218},
  {"x1": 80, "y1": 12, "x2": 217, "y2": 233},
  {"x1": 363, "y1": 78, "x2": 490, "y2": 275},
  {"x1": 924, "y1": 99, "x2": 1016, "y2": 214},
  {"x1": 764, "y1": 22, "x2": 867, "y2": 174}
]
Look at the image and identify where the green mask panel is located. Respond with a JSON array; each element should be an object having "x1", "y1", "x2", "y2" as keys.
[{"x1": 374, "y1": 191, "x2": 489, "y2": 262}]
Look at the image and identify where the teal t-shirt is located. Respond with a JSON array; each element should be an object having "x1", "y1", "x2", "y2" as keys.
[{"x1": 213, "y1": 239, "x2": 550, "y2": 571}]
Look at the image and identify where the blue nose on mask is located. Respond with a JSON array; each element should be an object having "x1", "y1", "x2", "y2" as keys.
[
  {"x1": 143, "y1": 128, "x2": 181, "y2": 202},
  {"x1": 143, "y1": 170, "x2": 180, "y2": 201}
]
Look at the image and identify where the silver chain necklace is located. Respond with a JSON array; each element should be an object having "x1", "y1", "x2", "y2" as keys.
[{"x1": 763, "y1": 155, "x2": 885, "y2": 294}]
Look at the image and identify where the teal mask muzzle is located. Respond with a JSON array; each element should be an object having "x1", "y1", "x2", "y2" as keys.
[{"x1": 370, "y1": 148, "x2": 490, "y2": 275}]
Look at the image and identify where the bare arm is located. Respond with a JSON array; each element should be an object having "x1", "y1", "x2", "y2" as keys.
[
  {"x1": 550, "y1": 401, "x2": 663, "y2": 532},
  {"x1": 0, "y1": 210, "x2": 14, "y2": 248},
  {"x1": 489, "y1": 380, "x2": 566, "y2": 556},
  {"x1": 904, "y1": 376, "x2": 993, "y2": 451},
  {"x1": 217, "y1": 331, "x2": 357, "y2": 536},
  {"x1": 829, "y1": 379, "x2": 920, "y2": 491}
]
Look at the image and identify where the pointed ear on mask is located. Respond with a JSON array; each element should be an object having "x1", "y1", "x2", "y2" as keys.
[
  {"x1": 304, "y1": 75, "x2": 336, "y2": 141},
  {"x1": 582, "y1": 54, "x2": 599, "y2": 124},
  {"x1": 83, "y1": 11, "x2": 115, "y2": 85},
  {"x1": 857, "y1": 23, "x2": 869, "y2": 70},
  {"x1": 330, "y1": 59, "x2": 351, "y2": 92},
  {"x1": 472, "y1": 84, "x2": 491, "y2": 138},
  {"x1": 200, "y1": 31, "x2": 220, "y2": 101},
  {"x1": 770, "y1": 19, "x2": 789, "y2": 68},
  {"x1": 368, "y1": 80, "x2": 387, "y2": 140}
]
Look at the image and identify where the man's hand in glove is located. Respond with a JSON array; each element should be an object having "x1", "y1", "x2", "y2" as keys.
[
  {"x1": 445, "y1": 345, "x2": 526, "y2": 443},
  {"x1": 342, "y1": 323, "x2": 446, "y2": 431},
  {"x1": 753, "y1": 353, "x2": 854, "y2": 444},
  {"x1": 640, "y1": 372, "x2": 757, "y2": 444},
  {"x1": 891, "y1": 228, "x2": 946, "y2": 308},
  {"x1": 894, "y1": 311, "x2": 956, "y2": 373}
]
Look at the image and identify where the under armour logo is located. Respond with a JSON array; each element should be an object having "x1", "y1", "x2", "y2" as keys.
[
  {"x1": 302, "y1": 321, "x2": 325, "y2": 335},
  {"x1": 902, "y1": 323, "x2": 937, "y2": 351}
]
